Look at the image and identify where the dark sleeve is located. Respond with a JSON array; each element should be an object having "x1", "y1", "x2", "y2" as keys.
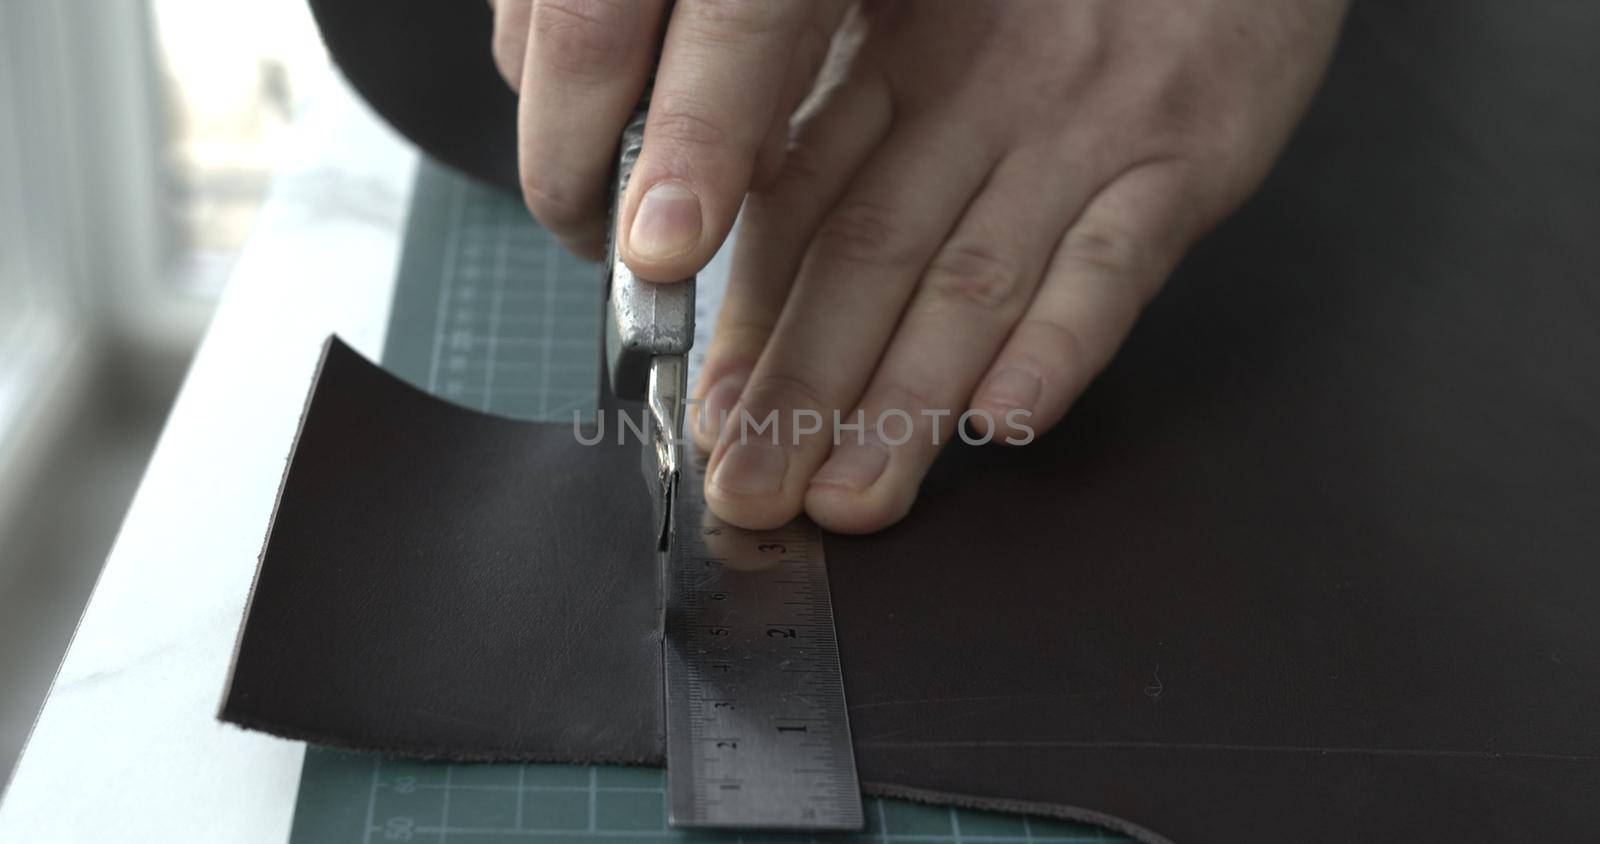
[{"x1": 309, "y1": 0, "x2": 520, "y2": 190}]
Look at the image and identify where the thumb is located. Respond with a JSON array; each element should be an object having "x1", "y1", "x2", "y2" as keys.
[{"x1": 618, "y1": 0, "x2": 820, "y2": 282}]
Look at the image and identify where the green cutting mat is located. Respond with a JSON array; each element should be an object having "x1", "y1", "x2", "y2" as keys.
[{"x1": 287, "y1": 160, "x2": 1130, "y2": 844}]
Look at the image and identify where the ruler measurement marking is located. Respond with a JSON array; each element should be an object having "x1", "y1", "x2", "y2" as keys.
[{"x1": 664, "y1": 461, "x2": 863, "y2": 830}]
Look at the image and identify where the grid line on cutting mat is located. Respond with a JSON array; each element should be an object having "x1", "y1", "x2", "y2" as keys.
[{"x1": 285, "y1": 160, "x2": 1125, "y2": 844}]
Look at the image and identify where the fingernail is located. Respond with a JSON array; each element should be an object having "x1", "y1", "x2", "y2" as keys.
[
  {"x1": 629, "y1": 181, "x2": 702, "y2": 262},
  {"x1": 811, "y1": 440, "x2": 890, "y2": 492},
  {"x1": 711, "y1": 437, "x2": 787, "y2": 497},
  {"x1": 698, "y1": 372, "x2": 747, "y2": 441},
  {"x1": 984, "y1": 367, "x2": 1041, "y2": 410}
]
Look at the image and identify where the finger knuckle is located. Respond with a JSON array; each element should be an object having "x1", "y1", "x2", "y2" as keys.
[
  {"x1": 812, "y1": 199, "x2": 921, "y2": 269},
  {"x1": 743, "y1": 145, "x2": 824, "y2": 222},
  {"x1": 531, "y1": 0, "x2": 633, "y2": 79},
  {"x1": 922, "y1": 243, "x2": 1025, "y2": 312},
  {"x1": 520, "y1": 175, "x2": 592, "y2": 232},
  {"x1": 647, "y1": 95, "x2": 733, "y2": 153},
  {"x1": 709, "y1": 316, "x2": 774, "y2": 358},
  {"x1": 1059, "y1": 222, "x2": 1143, "y2": 278},
  {"x1": 773, "y1": 137, "x2": 829, "y2": 190},
  {"x1": 741, "y1": 370, "x2": 830, "y2": 416},
  {"x1": 679, "y1": 0, "x2": 793, "y2": 42}
]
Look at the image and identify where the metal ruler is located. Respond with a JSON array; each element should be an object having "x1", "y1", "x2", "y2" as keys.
[{"x1": 664, "y1": 461, "x2": 862, "y2": 830}]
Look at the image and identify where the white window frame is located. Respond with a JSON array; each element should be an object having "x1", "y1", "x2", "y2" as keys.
[{"x1": 0, "y1": 0, "x2": 176, "y2": 528}]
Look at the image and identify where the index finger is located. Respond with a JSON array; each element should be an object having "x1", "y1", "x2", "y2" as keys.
[{"x1": 518, "y1": 0, "x2": 667, "y2": 259}]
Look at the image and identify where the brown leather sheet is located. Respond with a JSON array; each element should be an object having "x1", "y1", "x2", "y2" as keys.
[
  {"x1": 225, "y1": 331, "x2": 1600, "y2": 843},
  {"x1": 229, "y1": 1, "x2": 1600, "y2": 841},
  {"x1": 223, "y1": 343, "x2": 662, "y2": 763}
]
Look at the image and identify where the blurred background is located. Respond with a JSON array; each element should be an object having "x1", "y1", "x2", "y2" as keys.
[{"x1": 0, "y1": 1, "x2": 329, "y2": 783}]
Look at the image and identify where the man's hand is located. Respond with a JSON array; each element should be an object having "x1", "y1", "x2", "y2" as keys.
[
  {"x1": 492, "y1": 0, "x2": 1349, "y2": 534},
  {"x1": 490, "y1": 0, "x2": 849, "y2": 277}
]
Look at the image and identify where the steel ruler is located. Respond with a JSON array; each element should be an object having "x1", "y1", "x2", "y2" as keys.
[{"x1": 663, "y1": 459, "x2": 863, "y2": 830}]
